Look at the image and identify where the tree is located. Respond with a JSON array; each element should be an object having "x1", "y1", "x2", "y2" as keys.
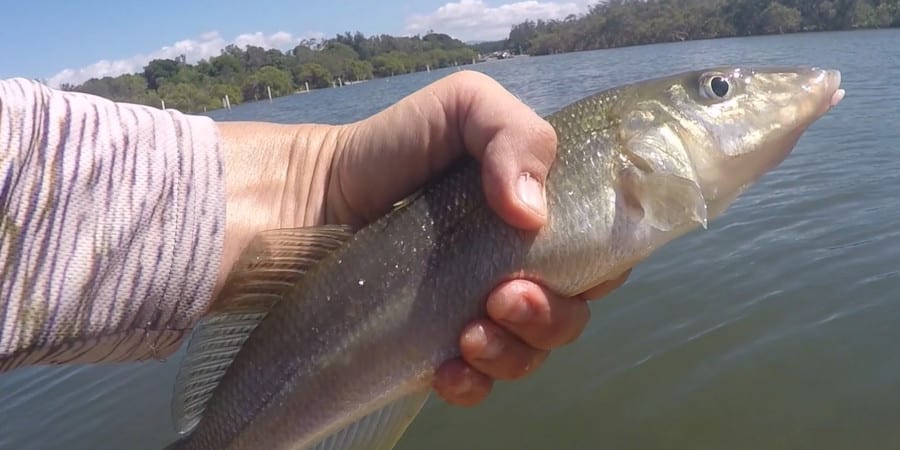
[
  {"x1": 493, "y1": 0, "x2": 900, "y2": 55},
  {"x1": 761, "y1": 2, "x2": 803, "y2": 33},
  {"x1": 142, "y1": 58, "x2": 181, "y2": 90},
  {"x1": 346, "y1": 60, "x2": 374, "y2": 82},
  {"x1": 243, "y1": 45, "x2": 273, "y2": 70},
  {"x1": 241, "y1": 66, "x2": 293, "y2": 100},
  {"x1": 371, "y1": 52, "x2": 410, "y2": 77},
  {"x1": 849, "y1": 0, "x2": 879, "y2": 27},
  {"x1": 209, "y1": 53, "x2": 243, "y2": 81},
  {"x1": 208, "y1": 83, "x2": 243, "y2": 105},
  {"x1": 294, "y1": 63, "x2": 332, "y2": 89},
  {"x1": 157, "y1": 82, "x2": 211, "y2": 112}
]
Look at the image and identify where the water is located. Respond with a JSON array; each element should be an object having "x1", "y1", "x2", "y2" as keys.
[{"x1": 2, "y1": 29, "x2": 899, "y2": 449}]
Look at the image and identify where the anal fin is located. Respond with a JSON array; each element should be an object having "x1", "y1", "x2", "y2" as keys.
[
  {"x1": 171, "y1": 225, "x2": 356, "y2": 434},
  {"x1": 311, "y1": 390, "x2": 431, "y2": 450}
]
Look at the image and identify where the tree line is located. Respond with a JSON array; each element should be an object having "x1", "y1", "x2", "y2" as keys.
[
  {"x1": 486, "y1": 0, "x2": 900, "y2": 56},
  {"x1": 62, "y1": 32, "x2": 478, "y2": 113},
  {"x1": 64, "y1": 0, "x2": 900, "y2": 112}
]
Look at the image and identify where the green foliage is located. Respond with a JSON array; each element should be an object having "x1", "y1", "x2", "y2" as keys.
[
  {"x1": 242, "y1": 66, "x2": 294, "y2": 100},
  {"x1": 208, "y1": 83, "x2": 242, "y2": 105},
  {"x1": 65, "y1": 31, "x2": 480, "y2": 113},
  {"x1": 492, "y1": 0, "x2": 900, "y2": 55},
  {"x1": 294, "y1": 63, "x2": 332, "y2": 89},
  {"x1": 143, "y1": 58, "x2": 182, "y2": 90},
  {"x1": 209, "y1": 53, "x2": 244, "y2": 81},
  {"x1": 157, "y1": 82, "x2": 211, "y2": 112},
  {"x1": 65, "y1": 74, "x2": 154, "y2": 104},
  {"x1": 65, "y1": 3, "x2": 900, "y2": 113},
  {"x1": 760, "y1": 2, "x2": 803, "y2": 33},
  {"x1": 346, "y1": 60, "x2": 375, "y2": 82}
]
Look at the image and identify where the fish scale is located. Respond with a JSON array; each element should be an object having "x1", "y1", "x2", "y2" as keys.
[{"x1": 165, "y1": 66, "x2": 843, "y2": 450}]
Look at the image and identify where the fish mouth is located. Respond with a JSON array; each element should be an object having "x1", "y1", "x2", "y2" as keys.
[
  {"x1": 830, "y1": 85, "x2": 846, "y2": 107},
  {"x1": 814, "y1": 68, "x2": 845, "y2": 112},
  {"x1": 789, "y1": 68, "x2": 843, "y2": 134},
  {"x1": 758, "y1": 68, "x2": 843, "y2": 175}
]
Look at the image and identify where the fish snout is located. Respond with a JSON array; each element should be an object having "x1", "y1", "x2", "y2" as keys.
[{"x1": 805, "y1": 68, "x2": 845, "y2": 112}]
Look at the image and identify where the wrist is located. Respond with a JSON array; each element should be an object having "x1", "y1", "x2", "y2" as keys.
[{"x1": 212, "y1": 121, "x2": 344, "y2": 304}]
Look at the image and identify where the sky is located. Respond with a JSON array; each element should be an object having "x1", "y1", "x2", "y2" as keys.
[{"x1": 1, "y1": 0, "x2": 594, "y2": 87}]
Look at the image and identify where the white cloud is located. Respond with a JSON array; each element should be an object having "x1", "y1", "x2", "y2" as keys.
[
  {"x1": 47, "y1": 30, "x2": 325, "y2": 88},
  {"x1": 405, "y1": 0, "x2": 592, "y2": 42}
]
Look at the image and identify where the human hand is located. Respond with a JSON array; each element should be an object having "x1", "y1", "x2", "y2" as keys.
[{"x1": 216, "y1": 70, "x2": 630, "y2": 407}]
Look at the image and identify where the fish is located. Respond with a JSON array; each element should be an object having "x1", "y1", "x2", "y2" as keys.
[{"x1": 164, "y1": 66, "x2": 845, "y2": 450}]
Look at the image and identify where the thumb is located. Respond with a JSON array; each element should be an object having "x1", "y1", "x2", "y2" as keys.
[
  {"x1": 334, "y1": 70, "x2": 557, "y2": 231},
  {"x1": 455, "y1": 72, "x2": 558, "y2": 230}
]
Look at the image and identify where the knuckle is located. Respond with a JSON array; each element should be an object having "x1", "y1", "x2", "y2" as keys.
[
  {"x1": 533, "y1": 119, "x2": 559, "y2": 152},
  {"x1": 448, "y1": 70, "x2": 498, "y2": 92},
  {"x1": 456, "y1": 69, "x2": 491, "y2": 82}
]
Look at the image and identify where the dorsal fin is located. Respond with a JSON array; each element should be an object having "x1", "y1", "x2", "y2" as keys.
[
  {"x1": 171, "y1": 225, "x2": 355, "y2": 434},
  {"x1": 390, "y1": 186, "x2": 426, "y2": 213}
]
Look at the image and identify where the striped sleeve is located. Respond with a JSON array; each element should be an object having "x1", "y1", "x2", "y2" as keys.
[{"x1": 0, "y1": 78, "x2": 226, "y2": 371}]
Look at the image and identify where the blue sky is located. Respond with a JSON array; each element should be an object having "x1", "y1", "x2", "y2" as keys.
[{"x1": 2, "y1": 0, "x2": 592, "y2": 87}]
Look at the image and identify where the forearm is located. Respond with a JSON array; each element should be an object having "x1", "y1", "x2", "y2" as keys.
[{"x1": 0, "y1": 79, "x2": 225, "y2": 370}]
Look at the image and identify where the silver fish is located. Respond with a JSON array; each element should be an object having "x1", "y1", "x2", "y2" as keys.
[{"x1": 164, "y1": 67, "x2": 844, "y2": 450}]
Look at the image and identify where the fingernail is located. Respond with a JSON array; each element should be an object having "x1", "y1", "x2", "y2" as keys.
[
  {"x1": 473, "y1": 324, "x2": 503, "y2": 360},
  {"x1": 517, "y1": 172, "x2": 546, "y2": 217}
]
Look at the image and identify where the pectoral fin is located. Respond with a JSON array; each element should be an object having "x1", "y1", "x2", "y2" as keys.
[
  {"x1": 638, "y1": 172, "x2": 707, "y2": 231},
  {"x1": 623, "y1": 164, "x2": 708, "y2": 232},
  {"x1": 620, "y1": 128, "x2": 707, "y2": 231},
  {"x1": 311, "y1": 390, "x2": 431, "y2": 450},
  {"x1": 171, "y1": 225, "x2": 355, "y2": 434}
]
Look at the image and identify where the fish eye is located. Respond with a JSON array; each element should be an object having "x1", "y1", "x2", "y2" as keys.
[
  {"x1": 710, "y1": 77, "x2": 729, "y2": 97},
  {"x1": 700, "y1": 73, "x2": 732, "y2": 99}
]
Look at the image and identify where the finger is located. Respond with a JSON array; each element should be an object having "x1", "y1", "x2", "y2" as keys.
[
  {"x1": 433, "y1": 358, "x2": 494, "y2": 407},
  {"x1": 335, "y1": 70, "x2": 557, "y2": 230},
  {"x1": 578, "y1": 269, "x2": 632, "y2": 301},
  {"x1": 459, "y1": 320, "x2": 549, "y2": 381},
  {"x1": 485, "y1": 279, "x2": 591, "y2": 351},
  {"x1": 454, "y1": 72, "x2": 558, "y2": 231}
]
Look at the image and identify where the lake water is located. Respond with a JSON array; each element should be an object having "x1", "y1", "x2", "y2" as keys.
[{"x1": 3, "y1": 29, "x2": 899, "y2": 450}]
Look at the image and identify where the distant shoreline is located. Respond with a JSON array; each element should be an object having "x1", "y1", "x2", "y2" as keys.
[{"x1": 64, "y1": 0, "x2": 900, "y2": 113}]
